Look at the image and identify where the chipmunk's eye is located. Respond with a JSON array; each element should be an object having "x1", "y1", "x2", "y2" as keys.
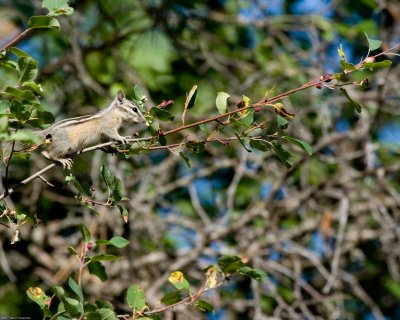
[{"x1": 132, "y1": 107, "x2": 138, "y2": 113}]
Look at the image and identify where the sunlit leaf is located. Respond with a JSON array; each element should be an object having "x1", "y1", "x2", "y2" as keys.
[
  {"x1": 168, "y1": 271, "x2": 190, "y2": 291},
  {"x1": 185, "y1": 85, "x2": 197, "y2": 110},
  {"x1": 364, "y1": 32, "x2": 382, "y2": 51},
  {"x1": 339, "y1": 60, "x2": 357, "y2": 71},
  {"x1": 216, "y1": 92, "x2": 230, "y2": 114},
  {"x1": 42, "y1": 0, "x2": 74, "y2": 16},
  {"x1": 272, "y1": 103, "x2": 295, "y2": 119},
  {"x1": 362, "y1": 60, "x2": 392, "y2": 70},
  {"x1": 126, "y1": 285, "x2": 146, "y2": 311}
]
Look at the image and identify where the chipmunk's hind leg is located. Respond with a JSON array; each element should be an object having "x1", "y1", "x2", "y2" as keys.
[{"x1": 41, "y1": 151, "x2": 74, "y2": 170}]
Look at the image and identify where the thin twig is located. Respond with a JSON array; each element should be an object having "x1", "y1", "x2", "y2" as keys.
[{"x1": 323, "y1": 197, "x2": 349, "y2": 293}]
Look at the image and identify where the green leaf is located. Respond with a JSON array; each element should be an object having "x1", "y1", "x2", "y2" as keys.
[
  {"x1": 334, "y1": 72, "x2": 349, "y2": 83},
  {"x1": 237, "y1": 110, "x2": 254, "y2": 126},
  {"x1": 186, "y1": 141, "x2": 205, "y2": 153},
  {"x1": 179, "y1": 152, "x2": 191, "y2": 168},
  {"x1": 249, "y1": 139, "x2": 269, "y2": 152},
  {"x1": 100, "y1": 164, "x2": 114, "y2": 189},
  {"x1": 339, "y1": 60, "x2": 357, "y2": 71},
  {"x1": 160, "y1": 290, "x2": 182, "y2": 306},
  {"x1": 194, "y1": 300, "x2": 214, "y2": 312},
  {"x1": 64, "y1": 297, "x2": 83, "y2": 317},
  {"x1": 133, "y1": 85, "x2": 146, "y2": 102},
  {"x1": 18, "y1": 57, "x2": 38, "y2": 83},
  {"x1": 117, "y1": 205, "x2": 129, "y2": 223},
  {"x1": 88, "y1": 261, "x2": 108, "y2": 282},
  {"x1": 270, "y1": 140, "x2": 293, "y2": 168},
  {"x1": 282, "y1": 136, "x2": 313, "y2": 156},
  {"x1": 22, "y1": 81, "x2": 43, "y2": 94},
  {"x1": 9, "y1": 100, "x2": 29, "y2": 122},
  {"x1": 364, "y1": 32, "x2": 382, "y2": 51},
  {"x1": 87, "y1": 308, "x2": 118, "y2": 320},
  {"x1": 339, "y1": 88, "x2": 363, "y2": 113},
  {"x1": 79, "y1": 223, "x2": 91, "y2": 242},
  {"x1": 217, "y1": 255, "x2": 246, "y2": 274},
  {"x1": 42, "y1": 0, "x2": 74, "y2": 16},
  {"x1": 68, "y1": 277, "x2": 83, "y2": 302},
  {"x1": 65, "y1": 175, "x2": 87, "y2": 195},
  {"x1": 216, "y1": 92, "x2": 230, "y2": 114},
  {"x1": 384, "y1": 278, "x2": 400, "y2": 299},
  {"x1": 90, "y1": 254, "x2": 120, "y2": 262},
  {"x1": 237, "y1": 267, "x2": 266, "y2": 281},
  {"x1": 150, "y1": 107, "x2": 174, "y2": 121},
  {"x1": 168, "y1": 271, "x2": 190, "y2": 291},
  {"x1": 277, "y1": 115, "x2": 290, "y2": 129},
  {"x1": 185, "y1": 85, "x2": 197, "y2": 110},
  {"x1": 9, "y1": 47, "x2": 30, "y2": 58},
  {"x1": 67, "y1": 246, "x2": 78, "y2": 256},
  {"x1": 362, "y1": 60, "x2": 392, "y2": 70},
  {"x1": 28, "y1": 16, "x2": 60, "y2": 29},
  {"x1": 0, "y1": 59, "x2": 18, "y2": 70},
  {"x1": 26, "y1": 287, "x2": 50, "y2": 310},
  {"x1": 149, "y1": 120, "x2": 160, "y2": 135},
  {"x1": 159, "y1": 133, "x2": 166, "y2": 146},
  {"x1": 8, "y1": 130, "x2": 41, "y2": 143},
  {"x1": 95, "y1": 300, "x2": 114, "y2": 309},
  {"x1": 126, "y1": 285, "x2": 146, "y2": 311},
  {"x1": 109, "y1": 236, "x2": 130, "y2": 248},
  {"x1": 112, "y1": 178, "x2": 126, "y2": 202},
  {"x1": 5, "y1": 87, "x2": 39, "y2": 103},
  {"x1": 0, "y1": 116, "x2": 8, "y2": 132}
]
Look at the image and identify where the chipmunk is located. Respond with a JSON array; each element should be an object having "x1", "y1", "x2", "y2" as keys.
[{"x1": 35, "y1": 90, "x2": 146, "y2": 169}]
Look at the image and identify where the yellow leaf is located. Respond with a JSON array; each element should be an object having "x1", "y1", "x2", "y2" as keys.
[
  {"x1": 205, "y1": 266, "x2": 220, "y2": 289},
  {"x1": 272, "y1": 103, "x2": 295, "y2": 119},
  {"x1": 169, "y1": 271, "x2": 184, "y2": 284}
]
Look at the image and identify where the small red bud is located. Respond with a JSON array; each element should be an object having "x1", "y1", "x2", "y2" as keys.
[
  {"x1": 253, "y1": 122, "x2": 258, "y2": 126},
  {"x1": 158, "y1": 100, "x2": 174, "y2": 108},
  {"x1": 321, "y1": 73, "x2": 333, "y2": 82},
  {"x1": 87, "y1": 243, "x2": 93, "y2": 250},
  {"x1": 254, "y1": 106, "x2": 261, "y2": 112},
  {"x1": 315, "y1": 84, "x2": 323, "y2": 89},
  {"x1": 158, "y1": 129, "x2": 164, "y2": 136}
]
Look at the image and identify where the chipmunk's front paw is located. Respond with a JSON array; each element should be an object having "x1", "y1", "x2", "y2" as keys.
[
  {"x1": 117, "y1": 137, "x2": 130, "y2": 145},
  {"x1": 58, "y1": 158, "x2": 73, "y2": 170}
]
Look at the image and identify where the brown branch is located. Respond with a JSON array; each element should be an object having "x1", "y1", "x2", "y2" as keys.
[{"x1": 0, "y1": 29, "x2": 33, "y2": 51}]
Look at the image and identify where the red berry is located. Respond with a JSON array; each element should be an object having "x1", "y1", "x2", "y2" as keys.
[
  {"x1": 87, "y1": 243, "x2": 93, "y2": 250},
  {"x1": 254, "y1": 107, "x2": 261, "y2": 112}
]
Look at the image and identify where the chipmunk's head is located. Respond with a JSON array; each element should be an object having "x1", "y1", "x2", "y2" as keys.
[{"x1": 114, "y1": 90, "x2": 146, "y2": 124}]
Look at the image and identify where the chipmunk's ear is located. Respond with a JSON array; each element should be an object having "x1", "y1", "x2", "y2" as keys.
[{"x1": 117, "y1": 90, "x2": 125, "y2": 102}]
